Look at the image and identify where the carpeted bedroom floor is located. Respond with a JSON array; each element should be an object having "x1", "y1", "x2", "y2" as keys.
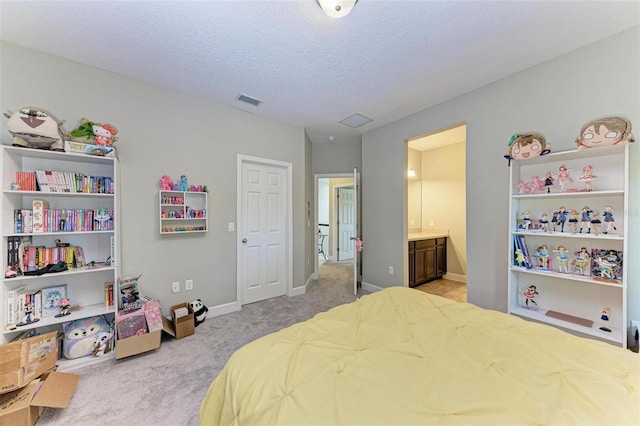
[{"x1": 37, "y1": 262, "x2": 467, "y2": 425}]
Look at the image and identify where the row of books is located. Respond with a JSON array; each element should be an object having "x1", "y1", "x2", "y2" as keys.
[
  {"x1": 31, "y1": 170, "x2": 114, "y2": 193},
  {"x1": 6, "y1": 236, "x2": 85, "y2": 274},
  {"x1": 13, "y1": 206, "x2": 114, "y2": 233}
]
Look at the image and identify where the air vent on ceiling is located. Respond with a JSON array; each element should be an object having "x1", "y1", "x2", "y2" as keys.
[
  {"x1": 236, "y1": 93, "x2": 262, "y2": 107},
  {"x1": 339, "y1": 113, "x2": 373, "y2": 128}
]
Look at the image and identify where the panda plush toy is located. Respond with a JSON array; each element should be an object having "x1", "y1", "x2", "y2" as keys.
[{"x1": 189, "y1": 299, "x2": 208, "y2": 327}]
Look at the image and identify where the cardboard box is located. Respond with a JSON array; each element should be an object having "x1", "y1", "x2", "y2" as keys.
[
  {"x1": 0, "y1": 332, "x2": 57, "y2": 395},
  {"x1": 115, "y1": 330, "x2": 162, "y2": 360},
  {"x1": 162, "y1": 303, "x2": 194, "y2": 339},
  {"x1": 64, "y1": 141, "x2": 115, "y2": 157},
  {"x1": 0, "y1": 371, "x2": 79, "y2": 426}
]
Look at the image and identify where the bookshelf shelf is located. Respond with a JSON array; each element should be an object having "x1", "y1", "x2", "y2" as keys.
[
  {"x1": 1, "y1": 145, "x2": 119, "y2": 366},
  {"x1": 507, "y1": 144, "x2": 628, "y2": 347},
  {"x1": 159, "y1": 190, "x2": 208, "y2": 234}
]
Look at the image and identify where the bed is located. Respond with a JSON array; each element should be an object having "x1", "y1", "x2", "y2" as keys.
[{"x1": 200, "y1": 287, "x2": 639, "y2": 425}]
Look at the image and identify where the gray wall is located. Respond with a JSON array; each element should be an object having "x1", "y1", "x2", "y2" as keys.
[
  {"x1": 362, "y1": 27, "x2": 640, "y2": 327},
  {"x1": 0, "y1": 41, "x2": 309, "y2": 313},
  {"x1": 311, "y1": 137, "x2": 362, "y2": 175}
]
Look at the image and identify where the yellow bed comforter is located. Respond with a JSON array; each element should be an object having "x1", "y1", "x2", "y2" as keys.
[{"x1": 200, "y1": 287, "x2": 639, "y2": 425}]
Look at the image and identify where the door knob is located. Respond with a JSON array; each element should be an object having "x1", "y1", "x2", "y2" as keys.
[{"x1": 242, "y1": 238, "x2": 248, "y2": 243}]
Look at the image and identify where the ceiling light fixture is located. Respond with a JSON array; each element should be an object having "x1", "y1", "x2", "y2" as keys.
[
  {"x1": 317, "y1": 0, "x2": 358, "y2": 18},
  {"x1": 407, "y1": 169, "x2": 416, "y2": 178}
]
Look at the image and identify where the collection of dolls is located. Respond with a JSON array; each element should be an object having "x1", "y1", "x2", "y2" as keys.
[{"x1": 518, "y1": 205, "x2": 617, "y2": 235}]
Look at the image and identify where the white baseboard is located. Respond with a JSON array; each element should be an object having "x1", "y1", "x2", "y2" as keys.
[
  {"x1": 361, "y1": 281, "x2": 384, "y2": 293},
  {"x1": 443, "y1": 272, "x2": 467, "y2": 283},
  {"x1": 207, "y1": 301, "x2": 240, "y2": 319}
]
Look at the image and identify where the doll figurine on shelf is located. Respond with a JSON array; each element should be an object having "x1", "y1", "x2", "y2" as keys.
[
  {"x1": 579, "y1": 206, "x2": 593, "y2": 233},
  {"x1": 554, "y1": 245, "x2": 569, "y2": 273},
  {"x1": 543, "y1": 171, "x2": 555, "y2": 193},
  {"x1": 523, "y1": 285, "x2": 539, "y2": 309},
  {"x1": 555, "y1": 206, "x2": 568, "y2": 232},
  {"x1": 539, "y1": 213, "x2": 549, "y2": 232},
  {"x1": 579, "y1": 165, "x2": 596, "y2": 191},
  {"x1": 556, "y1": 164, "x2": 572, "y2": 192},
  {"x1": 599, "y1": 307, "x2": 612, "y2": 332},
  {"x1": 602, "y1": 206, "x2": 617, "y2": 234},
  {"x1": 56, "y1": 298, "x2": 71, "y2": 317},
  {"x1": 572, "y1": 247, "x2": 590, "y2": 275},
  {"x1": 520, "y1": 210, "x2": 532, "y2": 230},
  {"x1": 568, "y1": 209, "x2": 579, "y2": 233},
  {"x1": 533, "y1": 245, "x2": 550, "y2": 269},
  {"x1": 590, "y1": 210, "x2": 602, "y2": 234}
]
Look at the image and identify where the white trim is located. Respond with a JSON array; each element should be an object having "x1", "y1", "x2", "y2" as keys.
[
  {"x1": 207, "y1": 301, "x2": 241, "y2": 318},
  {"x1": 237, "y1": 155, "x2": 293, "y2": 305},
  {"x1": 443, "y1": 272, "x2": 467, "y2": 283},
  {"x1": 361, "y1": 281, "x2": 384, "y2": 293},
  {"x1": 314, "y1": 173, "x2": 354, "y2": 280}
]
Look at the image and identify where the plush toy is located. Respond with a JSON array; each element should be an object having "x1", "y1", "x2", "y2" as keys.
[
  {"x1": 575, "y1": 115, "x2": 634, "y2": 150},
  {"x1": 67, "y1": 118, "x2": 119, "y2": 146},
  {"x1": 189, "y1": 299, "x2": 208, "y2": 327},
  {"x1": 4, "y1": 107, "x2": 66, "y2": 151},
  {"x1": 63, "y1": 315, "x2": 111, "y2": 359},
  {"x1": 91, "y1": 330, "x2": 113, "y2": 356},
  {"x1": 504, "y1": 132, "x2": 550, "y2": 165},
  {"x1": 160, "y1": 175, "x2": 174, "y2": 190}
]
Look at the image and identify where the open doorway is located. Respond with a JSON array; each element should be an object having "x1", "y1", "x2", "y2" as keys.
[
  {"x1": 314, "y1": 174, "x2": 355, "y2": 281},
  {"x1": 406, "y1": 123, "x2": 467, "y2": 301}
]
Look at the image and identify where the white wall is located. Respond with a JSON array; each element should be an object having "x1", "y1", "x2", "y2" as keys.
[
  {"x1": 0, "y1": 42, "x2": 309, "y2": 313},
  {"x1": 362, "y1": 27, "x2": 639, "y2": 328}
]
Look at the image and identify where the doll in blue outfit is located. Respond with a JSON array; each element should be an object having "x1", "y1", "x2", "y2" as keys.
[
  {"x1": 579, "y1": 206, "x2": 592, "y2": 233},
  {"x1": 602, "y1": 206, "x2": 617, "y2": 234}
]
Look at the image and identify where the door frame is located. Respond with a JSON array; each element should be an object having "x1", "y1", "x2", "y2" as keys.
[
  {"x1": 313, "y1": 173, "x2": 353, "y2": 279},
  {"x1": 237, "y1": 155, "x2": 293, "y2": 305}
]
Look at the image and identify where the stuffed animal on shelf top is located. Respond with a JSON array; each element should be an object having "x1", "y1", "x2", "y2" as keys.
[
  {"x1": 4, "y1": 107, "x2": 66, "y2": 151},
  {"x1": 504, "y1": 132, "x2": 550, "y2": 165},
  {"x1": 67, "y1": 118, "x2": 119, "y2": 146},
  {"x1": 575, "y1": 115, "x2": 634, "y2": 150}
]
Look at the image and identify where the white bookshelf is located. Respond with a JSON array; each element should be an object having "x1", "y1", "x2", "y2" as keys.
[
  {"x1": 507, "y1": 144, "x2": 628, "y2": 347},
  {"x1": 1, "y1": 145, "x2": 119, "y2": 369}
]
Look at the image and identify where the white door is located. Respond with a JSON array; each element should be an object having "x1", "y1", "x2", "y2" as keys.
[
  {"x1": 352, "y1": 167, "x2": 360, "y2": 296},
  {"x1": 238, "y1": 157, "x2": 290, "y2": 305},
  {"x1": 337, "y1": 187, "x2": 355, "y2": 261}
]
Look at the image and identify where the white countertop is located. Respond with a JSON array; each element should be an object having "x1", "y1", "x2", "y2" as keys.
[{"x1": 408, "y1": 230, "x2": 449, "y2": 241}]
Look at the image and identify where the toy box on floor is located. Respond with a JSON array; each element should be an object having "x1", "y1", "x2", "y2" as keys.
[
  {"x1": 0, "y1": 332, "x2": 79, "y2": 425},
  {"x1": 114, "y1": 296, "x2": 167, "y2": 359},
  {"x1": 161, "y1": 303, "x2": 194, "y2": 339}
]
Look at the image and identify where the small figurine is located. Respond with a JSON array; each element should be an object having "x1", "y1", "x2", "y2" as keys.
[
  {"x1": 602, "y1": 206, "x2": 617, "y2": 234},
  {"x1": 524, "y1": 285, "x2": 539, "y2": 309},
  {"x1": 579, "y1": 165, "x2": 597, "y2": 191},
  {"x1": 59, "y1": 208, "x2": 68, "y2": 231},
  {"x1": 590, "y1": 211, "x2": 602, "y2": 234},
  {"x1": 180, "y1": 175, "x2": 188, "y2": 191},
  {"x1": 572, "y1": 247, "x2": 590, "y2": 275},
  {"x1": 551, "y1": 211, "x2": 559, "y2": 232},
  {"x1": 556, "y1": 206, "x2": 568, "y2": 232},
  {"x1": 505, "y1": 132, "x2": 550, "y2": 164},
  {"x1": 579, "y1": 206, "x2": 592, "y2": 233},
  {"x1": 10, "y1": 182, "x2": 20, "y2": 191},
  {"x1": 56, "y1": 298, "x2": 72, "y2": 317},
  {"x1": 543, "y1": 171, "x2": 555, "y2": 193},
  {"x1": 599, "y1": 307, "x2": 612, "y2": 332},
  {"x1": 520, "y1": 210, "x2": 532, "y2": 230},
  {"x1": 533, "y1": 245, "x2": 550, "y2": 269},
  {"x1": 568, "y1": 209, "x2": 580, "y2": 233},
  {"x1": 593, "y1": 256, "x2": 616, "y2": 280},
  {"x1": 539, "y1": 213, "x2": 549, "y2": 232},
  {"x1": 525, "y1": 175, "x2": 546, "y2": 194},
  {"x1": 516, "y1": 180, "x2": 526, "y2": 195},
  {"x1": 4, "y1": 266, "x2": 17, "y2": 278},
  {"x1": 514, "y1": 248, "x2": 526, "y2": 267},
  {"x1": 575, "y1": 115, "x2": 634, "y2": 150},
  {"x1": 556, "y1": 164, "x2": 572, "y2": 192},
  {"x1": 17, "y1": 302, "x2": 40, "y2": 326},
  {"x1": 554, "y1": 245, "x2": 569, "y2": 273}
]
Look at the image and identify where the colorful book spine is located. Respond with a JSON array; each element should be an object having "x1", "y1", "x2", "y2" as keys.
[{"x1": 32, "y1": 200, "x2": 49, "y2": 233}]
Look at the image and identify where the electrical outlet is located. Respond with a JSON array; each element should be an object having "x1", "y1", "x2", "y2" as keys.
[
  {"x1": 388, "y1": 266, "x2": 394, "y2": 275},
  {"x1": 171, "y1": 281, "x2": 180, "y2": 293},
  {"x1": 228, "y1": 222, "x2": 235, "y2": 232},
  {"x1": 185, "y1": 279, "x2": 193, "y2": 291}
]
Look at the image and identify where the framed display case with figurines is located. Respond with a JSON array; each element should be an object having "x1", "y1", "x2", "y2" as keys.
[{"x1": 506, "y1": 119, "x2": 631, "y2": 347}]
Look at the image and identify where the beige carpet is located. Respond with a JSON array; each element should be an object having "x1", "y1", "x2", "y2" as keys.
[{"x1": 38, "y1": 261, "x2": 362, "y2": 426}]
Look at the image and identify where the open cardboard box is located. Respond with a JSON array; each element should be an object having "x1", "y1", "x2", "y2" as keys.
[
  {"x1": 115, "y1": 329, "x2": 162, "y2": 360},
  {"x1": 161, "y1": 303, "x2": 194, "y2": 339},
  {"x1": 0, "y1": 372, "x2": 79, "y2": 426},
  {"x1": 0, "y1": 331, "x2": 79, "y2": 425}
]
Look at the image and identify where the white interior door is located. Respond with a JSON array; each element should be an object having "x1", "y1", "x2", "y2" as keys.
[
  {"x1": 353, "y1": 167, "x2": 360, "y2": 296},
  {"x1": 239, "y1": 158, "x2": 288, "y2": 304},
  {"x1": 337, "y1": 187, "x2": 355, "y2": 261}
]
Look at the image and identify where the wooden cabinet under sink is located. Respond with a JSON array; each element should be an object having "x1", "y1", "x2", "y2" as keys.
[{"x1": 409, "y1": 237, "x2": 447, "y2": 288}]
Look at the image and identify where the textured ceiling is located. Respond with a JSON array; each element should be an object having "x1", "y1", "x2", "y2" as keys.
[{"x1": 1, "y1": 1, "x2": 638, "y2": 145}]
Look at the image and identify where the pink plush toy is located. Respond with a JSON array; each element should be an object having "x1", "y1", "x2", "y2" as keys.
[{"x1": 160, "y1": 175, "x2": 173, "y2": 190}]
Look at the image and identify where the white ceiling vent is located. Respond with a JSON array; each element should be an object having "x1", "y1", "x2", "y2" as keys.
[
  {"x1": 236, "y1": 93, "x2": 262, "y2": 107},
  {"x1": 339, "y1": 113, "x2": 373, "y2": 128}
]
